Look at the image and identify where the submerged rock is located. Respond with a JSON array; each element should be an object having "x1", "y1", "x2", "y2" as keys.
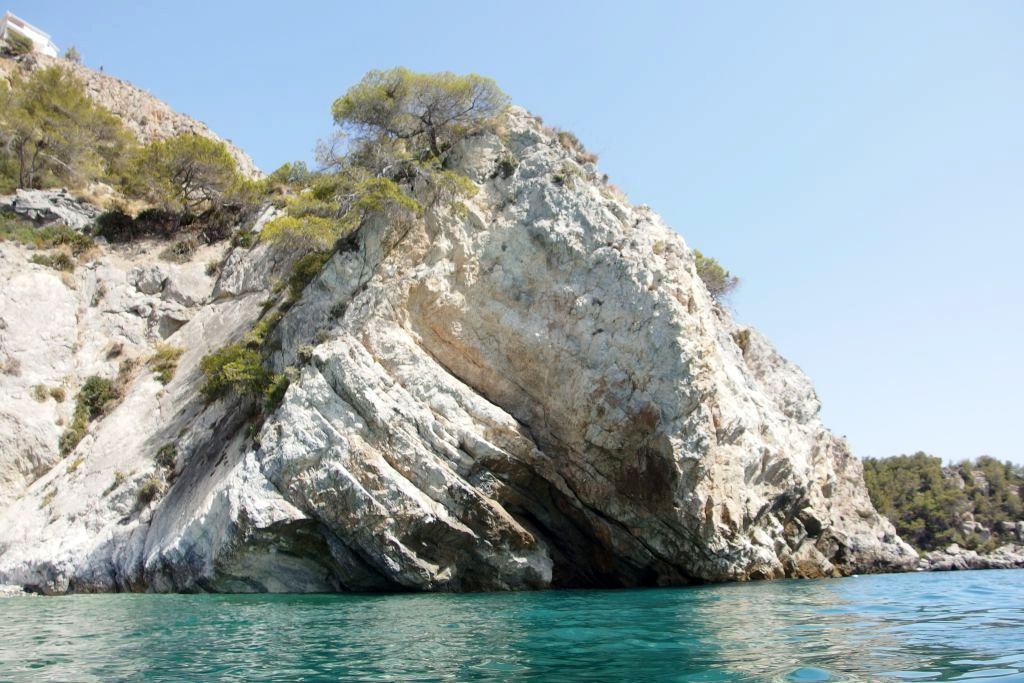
[{"x1": 0, "y1": 108, "x2": 918, "y2": 593}]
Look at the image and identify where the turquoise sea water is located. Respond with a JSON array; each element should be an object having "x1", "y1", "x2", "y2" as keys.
[{"x1": 1, "y1": 569, "x2": 1022, "y2": 682}]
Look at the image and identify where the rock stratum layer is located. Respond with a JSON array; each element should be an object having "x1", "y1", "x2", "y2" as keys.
[{"x1": 0, "y1": 109, "x2": 917, "y2": 593}]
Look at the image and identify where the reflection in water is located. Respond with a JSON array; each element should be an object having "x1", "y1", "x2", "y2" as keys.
[{"x1": 0, "y1": 570, "x2": 1022, "y2": 681}]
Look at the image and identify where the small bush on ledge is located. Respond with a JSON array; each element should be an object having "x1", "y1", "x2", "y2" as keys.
[
  {"x1": 60, "y1": 375, "x2": 119, "y2": 455},
  {"x1": 694, "y1": 250, "x2": 739, "y2": 301},
  {"x1": 199, "y1": 343, "x2": 272, "y2": 401},
  {"x1": 150, "y1": 344, "x2": 184, "y2": 384},
  {"x1": 155, "y1": 444, "x2": 177, "y2": 471},
  {"x1": 136, "y1": 475, "x2": 164, "y2": 506}
]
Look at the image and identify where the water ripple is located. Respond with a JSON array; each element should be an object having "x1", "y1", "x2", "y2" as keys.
[{"x1": 0, "y1": 569, "x2": 1022, "y2": 681}]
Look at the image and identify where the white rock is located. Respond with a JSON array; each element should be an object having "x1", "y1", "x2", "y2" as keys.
[{"x1": 0, "y1": 108, "x2": 918, "y2": 593}]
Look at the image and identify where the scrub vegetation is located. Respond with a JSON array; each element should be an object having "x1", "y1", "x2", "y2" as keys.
[{"x1": 864, "y1": 453, "x2": 1024, "y2": 552}]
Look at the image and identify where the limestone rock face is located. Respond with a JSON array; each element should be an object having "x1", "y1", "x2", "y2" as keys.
[
  {"x1": 0, "y1": 108, "x2": 918, "y2": 593},
  {"x1": 0, "y1": 238, "x2": 238, "y2": 510}
]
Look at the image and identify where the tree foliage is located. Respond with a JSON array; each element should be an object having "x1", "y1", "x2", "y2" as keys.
[
  {"x1": 331, "y1": 67, "x2": 508, "y2": 160},
  {"x1": 264, "y1": 160, "x2": 314, "y2": 191},
  {"x1": 863, "y1": 452, "x2": 1024, "y2": 551},
  {"x1": 2, "y1": 29, "x2": 33, "y2": 56},
  {"x1": 125, "y1": 134, "x2": 246, "y2": 212},
  {"x1": 0, "y1": 66, "x2": 134, "y2": 192},
  {"x1": 260, "y1": 174, "x2": 421, "y2": 253},
  {"x1": 693, "y1": 250, "x2": 739, "y2": 301}
]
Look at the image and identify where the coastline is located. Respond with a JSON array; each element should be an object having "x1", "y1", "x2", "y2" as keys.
[{"x1": 3, "y1": 551, "x2": 1022, "y2": 598}]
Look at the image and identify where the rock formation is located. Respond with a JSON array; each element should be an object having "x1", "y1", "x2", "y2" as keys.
[
  {"x1": 918, "y1": 543, "x2": 1024, "y2": 571},
  {"x1": 0, "y1": 188, "x2": 100, "y2": 231},
  {"x1": 0, "y1": 107, "x2": 919, "y2": 594}
]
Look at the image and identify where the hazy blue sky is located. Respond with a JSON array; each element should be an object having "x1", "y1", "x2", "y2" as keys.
[{"x1": 18, "y1": 1, "x2": 1024, "y2": 463}]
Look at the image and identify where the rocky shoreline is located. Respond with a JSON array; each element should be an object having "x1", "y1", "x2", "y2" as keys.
[
  {"x1": 917, "y1": 543, "x2": 1024, "y2": 572},
  {"x1": 2, "y1": 186, "x2": 1022, "y2": 594},
  {"x1": 0, "y1": 110, "x2": 923, "y2": 593},
  {"x1": 2, "y1": 556, "x2": 1022, "y2": 597}
]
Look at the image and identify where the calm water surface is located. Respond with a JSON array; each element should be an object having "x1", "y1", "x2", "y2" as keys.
[{"x1": 1, "y1": 569, "x2": 1022, "y2": 682}]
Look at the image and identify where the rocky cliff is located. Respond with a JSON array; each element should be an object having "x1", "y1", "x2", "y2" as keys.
[{"x1": 0, "y1": 107, "x2": 918, "y2": 594}]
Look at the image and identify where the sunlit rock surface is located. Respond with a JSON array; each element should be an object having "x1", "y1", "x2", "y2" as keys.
[{"x1": 0, "y1": 108, "x2": 917, "y2": 593}]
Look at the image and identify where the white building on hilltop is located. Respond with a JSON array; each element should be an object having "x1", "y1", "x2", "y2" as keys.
[{"x1": 1, "y1": 11, "x2": 58, "y2": 58}]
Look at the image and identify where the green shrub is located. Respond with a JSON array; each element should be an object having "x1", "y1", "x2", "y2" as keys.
[
  {"x1": 732, "y1": 329, "x2": 751, "y2": 357},
  {"x1": 693, "y1": 250, "x2": 739, "y2": 301},
  {"x1": 261, "y1": 176, "x2": 421, "y2": 256},
  {"x1": 93, "y1": 208, "x2": 184, "y2": 243},
  {"x1": 260, "y1": 215, "x2": 340, "y2": 252},
  {"x1": 3, "y1": 29, "x2": 33, "y2": 56},
  {"x1": 93, "y1": 210, "x2": 138, "y2": 242},
  {"x1": 243, "y1": 311, "x2": 283, "y2": 349},
  {"x1": 136, "y1": 475, "x2": 164, "y2": 505},
  {"x1": 329, "y1": 300, "x2": 348, "y2": 318},
  {"x1": 282, "y1": 195, "x2": 337, "y2": 219},
  {"x1": 423, "y1": 167, "x2": 479, "y2": 208},
  {"x1": 199, "y1": 343, "x2": 272, "y2": 401},
  {"x1": 233, "y1": 229, "x2": 256, "y2": 248},
  {"x1": 0, "y1": 213, "x2": 38, "y2": 243},
  {"x1": 155, "y1": 444, "x2": 177, "y2": 470},
  {"x1": 134, "y1": 208, "x2": 182, "y2": 237},
  {"x1": 150, "y1": 344, "x2": 184, "y2": 384},
  {"x1": 60, "y1": 375, "x2": 119, "y2": 454},
  {"x1": 76, "y1": 376, "x2": 119, "y2": 421},
  {"x1": 554, "y1": 129, "x2": 599, "y2": 165},
  {"x1": 49, "y1": 386, "x2": 66, "y2": 402},
  {"x1": 58, "y1": 423, "x2": 86, "y2": 456},
  {"x1": 263, "y1": 373, "x2": 290, "y2": 412},
  {"x1": 94, "y1": 204, "x2": 243, "y2": 247},
  {"x1": 30, "y1": 250, "x2": 76, "y2": 272},
  {"x1": 192, "y1": 203, "x2": 250, "y2": 243},
  {"x1": 552, "y1": 162, "x2": 582, "y2": 188},
  {"x1": 288, "y1": 251, "x2": 332, "y2": 299},
  {"x1": 1, "y1": 217, "x2": 94, "y2": 254},
  {"x1": 493, "y1": 152, "x2": 519, "y2": 180},
  {"x1": 158, "y1": 236, "x2": 200, "y2": 263},
  {"x1": 30, "y1": 384, "x2": 48, "y2": 402},
  {"x1": 264, "y1": 161, "x2": 314, "y2": 191}
]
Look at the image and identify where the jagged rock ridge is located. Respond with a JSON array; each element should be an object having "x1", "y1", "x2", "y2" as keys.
[{"x1": 0, "y1": 107, "x2": 918, "y2": 593}]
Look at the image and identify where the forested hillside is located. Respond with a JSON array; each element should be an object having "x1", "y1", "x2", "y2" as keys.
[{"x1": 863, "y1": 453, "x2": 1024, "y2": 552}]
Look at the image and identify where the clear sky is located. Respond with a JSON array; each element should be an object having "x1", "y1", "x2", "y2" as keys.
[{"x1": 17, "y1": 1, "x2": 1024, "y2": 464}]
